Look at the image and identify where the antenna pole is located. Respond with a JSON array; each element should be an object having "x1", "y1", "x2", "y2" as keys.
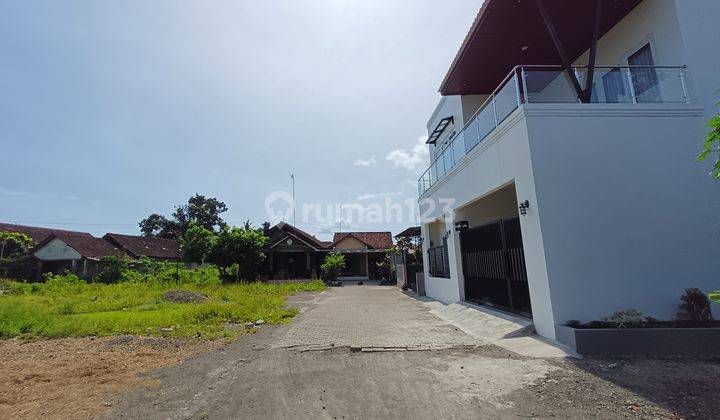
[{"x1": 291, "y1": 174, "x2": 296, "y2": 226}]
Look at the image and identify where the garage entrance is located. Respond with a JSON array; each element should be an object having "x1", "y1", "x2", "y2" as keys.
[{"x1": 460, "y1": 217, "x2": 532, "y2": 317}]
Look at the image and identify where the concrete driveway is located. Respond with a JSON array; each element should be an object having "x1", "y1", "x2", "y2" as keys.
[
  {"x1": 275, "y1": 286, "x2": 478, "y2": 351},
  {"x1": 106, "y1": 286, "x2": 720, "y2": 419}
]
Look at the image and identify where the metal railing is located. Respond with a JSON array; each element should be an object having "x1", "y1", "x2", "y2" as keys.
[
  {"x1": 418, "y1": 64, "x2": 689, "y2": 196},
  {"x1": 427, "y1": 244, "x2": 450, "y2": 278}
]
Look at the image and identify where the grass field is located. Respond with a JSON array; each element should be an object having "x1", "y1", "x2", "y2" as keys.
[{"x1": 0, "y1": 272, "x2": 324, "y2": 340}]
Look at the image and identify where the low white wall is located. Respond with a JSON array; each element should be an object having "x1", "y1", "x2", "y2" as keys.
[{"x1": 424, "y1": 276, "x2": 461, "y2": 304}]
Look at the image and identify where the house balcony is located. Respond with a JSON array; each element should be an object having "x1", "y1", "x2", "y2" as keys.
[{"x1": 418, "y1": 64, "x2": 690, "y2": 197}]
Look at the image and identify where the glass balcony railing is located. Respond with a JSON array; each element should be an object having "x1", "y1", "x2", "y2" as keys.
[{"x1": 418, "y1": 65, "x2": 689, "y2": 196}]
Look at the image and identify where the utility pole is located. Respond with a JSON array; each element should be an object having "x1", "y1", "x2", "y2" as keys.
[{"x1": 291, "y1": 174, "x2": 296, "y2": 226}]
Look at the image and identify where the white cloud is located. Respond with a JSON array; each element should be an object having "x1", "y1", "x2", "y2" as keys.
[
  {"x1": 353, "y1": 156, "x2": 377, "y2": 167},
  {"x1": 356, "y1": 191, "x2": 401, "y2": 201},
  {"x1": 386, "y1": 136, "x2": 429, "y2": 171}
]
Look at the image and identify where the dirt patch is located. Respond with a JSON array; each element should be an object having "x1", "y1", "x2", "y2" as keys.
[
  {"x1": 163, "y1": 289, "x2": 208, "y2": 303},
  {"x1": 0, "y1": 336, "x2": 224, "y2": 420},
  {"x1": 505, "y1": 356, "x2": 720, "y2": 418}
]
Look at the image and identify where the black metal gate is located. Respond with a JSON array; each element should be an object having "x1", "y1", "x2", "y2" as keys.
[{"x1": 460, "y1": 217, "x2": 532, "y2": 317}]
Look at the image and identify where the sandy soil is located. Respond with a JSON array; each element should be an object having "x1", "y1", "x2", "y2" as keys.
[{"x1": 0, "y1": 335, "x2": 224, "y2": 420}]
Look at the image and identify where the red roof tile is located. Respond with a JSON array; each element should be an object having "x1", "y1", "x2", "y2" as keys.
[
  {"x1": 59, "y1": 235, "x2": 126, "y2": 259},
  {"x1": 331, "y1": 232, "x2": 393, "y2": 249},
  {"x1": 395, "y1": 226, "x2": 421, "y2": 239},
  {"x1": 0, "y1": 223, "x2": 92, "y2": 243},
  {"x1": 266, "y1": 222, "x2": 328, "y2": 249},
  {"x1": 36, "y1": 234, "x2": 126, "y2": 260},
  {"x1": 103, "y1": 233, "x2": 179, "y2": 260}
]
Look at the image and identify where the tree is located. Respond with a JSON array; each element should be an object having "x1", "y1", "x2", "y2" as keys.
[
  {"x1": 0, "y1": 232, "x2": 34, "y2": 265},
  {"x1": 677, "y1": 288, "x2": 713, "y2": 322},
  {"x1": 139, "y1": 194, "x2": 228, "y2": 239},
  {"x1": 175, "y1": 194, "x2": 228, "y2": 233},
  {"x1": 94, "y1": 256, "x2": 129, "y2": 284},
  {"x1": 698, "y1": 105, "x2": 720, "y2": 307},
  {"x1": 375, "y1": 248, "x2": 396, "y2": 281},
  {"x1": 207, "y1": 225, "x2": 267, "y2": 281},
  {"x1": 182, "y1": 224, "x2": 216, "y2": 264},
  {"x1": 321, "y1": 253, "x2": 345, "y2": 284},
  {"x1": 698, "y1": 103, "x2": 720, "y2": 179},
  {"x1": 396, "y1": 235, "x2": 422, "y2": 264},
  {"x1": 139, "y1": 214, "x2": 180, "y2": 239}
]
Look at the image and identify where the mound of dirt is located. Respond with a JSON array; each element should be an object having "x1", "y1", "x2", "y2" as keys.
[{"x1": 163, "y1": 290, "x2": 208, "y2": 304}]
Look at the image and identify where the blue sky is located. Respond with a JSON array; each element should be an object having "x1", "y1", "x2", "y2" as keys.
[{"x1": 0, "y1": 0, "x2": 478, "y2": 240}]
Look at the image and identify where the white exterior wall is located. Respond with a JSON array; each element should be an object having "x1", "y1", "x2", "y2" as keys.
[
  {"x1": 421, "y1": 218, "x2": 462, "y2": 304},
  {"x1": 426, "y1": 96, "x2": 464, "y2": 161},
  {"x1": 34, "y1": 238, "x2": 81, "y2": 261},
  {"x1": 421, "y1": 109, "x2": 556, "y2": 338},
  {"x1": 418, "y1": 0, "x2": 720, "y2": 342},
  {"x1": 536, "y1": 0, "x2": 689, "y2": 103},
  {"x1": 453, "y1": 186, "x2": 518, "y2": 228},
  {"x1": 673, "y1": 0, "x2": 720, "y2": 122},
  {"x1": 574, "y1": 0, "x2": 687, "y2": 68},
  {"x1": 525, "y1": 103, "x2": 718, "y2": 330}
]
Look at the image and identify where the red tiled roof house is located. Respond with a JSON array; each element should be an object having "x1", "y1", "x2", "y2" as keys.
[{"x1": 262, "y1": 222, "x2": 393, "y2": 281}]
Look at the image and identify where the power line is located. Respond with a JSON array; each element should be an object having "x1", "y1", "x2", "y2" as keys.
[
  {"x1": 0, "y1": 219, "x2": 394, "y2": 233},
  {"x1": 0, "y1": 220, "x2": 139, "y2": 226}
]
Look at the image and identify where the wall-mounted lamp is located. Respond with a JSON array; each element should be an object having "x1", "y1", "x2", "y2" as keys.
[
  {"x1": 454, "y1": 221, "x2": 469, "y2": 232},
  {"x1": 519, "y1": 200, "x2": 530, "y2": 216}
]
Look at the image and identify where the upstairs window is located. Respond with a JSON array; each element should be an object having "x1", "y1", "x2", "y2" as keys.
[
  {"x1": 601, "y1": 67, "x2": 627, "y2": 103},
  {"x1": 628, "y1": 43, "x2": 661, "y2": 102}
]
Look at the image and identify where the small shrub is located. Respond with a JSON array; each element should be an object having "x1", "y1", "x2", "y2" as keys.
[
  {"x1": 94, "y1": 256, "x2": 129, "y2": 284},
  {"x1": 710, "y1": 290, "x2": 720, "y2": 305},
  {"x1": 126, "y1": 256, "x2": 161, "y2": 274},
  {"x1": 677, "y1": 288, "x2": 713, "y2": 322},
  {"x1": 44, "y1": 272, "x2": 86, "y2": 288},
  {"x1": 321, "y1": 253, "x2": 345, "y2": 284},
  {"x1": 0, "y1": 279, "x2": 31, "y2": 295},
  {"x1": 566, "y1": 320, "x2": 581, "y2": 328},
  {"x1": 601, "y1": 309, "x2": 647, "y2": 326}
]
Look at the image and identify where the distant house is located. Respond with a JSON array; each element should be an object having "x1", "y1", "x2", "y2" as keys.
[
  {"x1": 262, "y1": 222, "x2": 393, "y2": 280},
  {"x1": 0, "y1": 223, "x2": 96, "y2": 279},
  {"x1": 103, "y1": 233, "x2": 179, "y2": 261},
  {"x1": 0, "y1": 223, "x2": 179, "y2": 280},
  {"x1": 33, "y1": 233, "x2": 127, "y2": 278},
  {"x1": 263, "y1": 222, "x2": 329, "y2": 280},
  {"x1": 328, "y1": 232, "x2": 393, "y2": 280}
]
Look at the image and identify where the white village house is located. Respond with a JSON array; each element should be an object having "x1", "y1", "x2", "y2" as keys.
[{"x1": 417, "y1": 0, "x2": 720, "y2": 343}]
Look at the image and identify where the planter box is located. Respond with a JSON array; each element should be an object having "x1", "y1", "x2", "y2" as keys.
[{"x1": 556, "y1": 325, "x2": 720, "y2": 356}]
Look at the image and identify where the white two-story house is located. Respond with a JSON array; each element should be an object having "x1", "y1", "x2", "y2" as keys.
[{"x1": 417, "y1": 0, "x2": 720, "y2": 343}]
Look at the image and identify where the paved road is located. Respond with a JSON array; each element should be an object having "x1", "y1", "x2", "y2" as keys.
[{"x1": 106, "y1": 286, "x2": 719, "y2": 419}]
